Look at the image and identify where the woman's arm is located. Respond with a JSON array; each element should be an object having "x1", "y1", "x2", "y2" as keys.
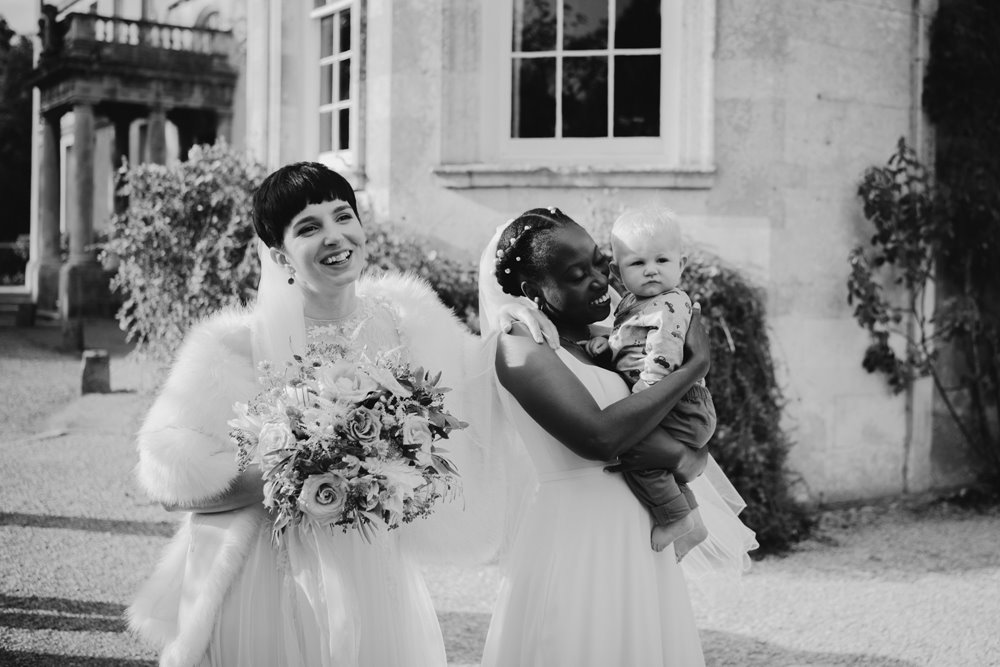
[
  {"x1": 605, "y1": 430, "x2": 709, "y2": 482},
  {"x1": 162, "y1": 465, "x2": 265, "y2": 513},
  {"x1": 496, "y1": 309, "x2": 710, "y2": 461}
]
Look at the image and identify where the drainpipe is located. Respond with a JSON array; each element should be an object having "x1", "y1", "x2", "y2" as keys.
[
  {"x1": 266, "y1": 0, "x2": 282, "y2": 168},
  {"x1": 902, "y1": 0, "x2": 937, "y2": 493}
]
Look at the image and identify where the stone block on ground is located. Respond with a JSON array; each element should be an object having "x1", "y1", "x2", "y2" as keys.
[{"x1": 81, "y1": 349, "x2": 111, "y2": 394}]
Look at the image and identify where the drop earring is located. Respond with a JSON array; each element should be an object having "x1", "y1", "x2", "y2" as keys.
[{"x1": 287, "y1": 274, "x2": 295, "y2": 285}]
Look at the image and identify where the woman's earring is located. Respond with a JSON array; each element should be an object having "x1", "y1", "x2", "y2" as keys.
[{"x1": 287, "y1": 273, "x2": 295, "y2": 285}]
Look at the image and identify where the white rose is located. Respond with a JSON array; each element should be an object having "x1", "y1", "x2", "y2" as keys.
[
  {"x1": 317, "y1": 361, "x2": 378, "y2": 403},
  {"x1": 401, "y1": 414, "x2": 434, "y2": 451},
  {"x1": 258, "y1": 421, "x2": 295, "y2": 454},
  {"x1": 297, "y1": 472, "x2": 349, "y2": 523}
]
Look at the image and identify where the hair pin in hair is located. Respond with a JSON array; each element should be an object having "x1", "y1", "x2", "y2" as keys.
[
  {"x1": 504, "y1": 268, "x2": 511, "y2": 274},
  {"x1": 547, "y1": 207, "x2": 557, "y2": 214},
  {"x1": 515, "y1": 256, "x2": 521, "y2": 262},
  {"x1": 524, "y1": 224, "x2": 531, "y2": 231}
]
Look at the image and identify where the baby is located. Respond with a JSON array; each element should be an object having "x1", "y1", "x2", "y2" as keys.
[{"x1": 588, "y1": 207, "x2": 716, "y2": 554}]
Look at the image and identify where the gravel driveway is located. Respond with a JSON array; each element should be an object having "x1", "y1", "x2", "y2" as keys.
[{"x1": 1, "y1": 320, "x2": 998, "y2": 666}]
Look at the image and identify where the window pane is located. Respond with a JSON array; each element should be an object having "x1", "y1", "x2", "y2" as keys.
[
  {"x1": 338, "y1": 59, "x2": 351, "y2": 101},
  {"x1": 512, "y1": 0, "x2": 556, "y2": 52},
  {"x1": 511, "y1": 57, "x2": 556, "y2": 138},
  {"x1": 563, "y1": 56, "x2": 607, "y2": 137},
  {"x1": 339, "y1": 9, "x2": 351, "y2": 52},
  {"x1": 338, "y1": 109, "x2": 351, "y2": 150},
  {"x1": 614, "y1": 55, "x2": 659, "y2": 136},
  {"x1": 320, "y1": 15, "x2": 334, "y2": 58},
  {"x1": 320, "y1": 111, "x2": 333, "y2": 152},
  {"x1": 615, "y1": 0, "x2": 660, "y2": 48},
  {"x1": 320, "y1": 63, "x2": 333, "y2": 105},
  {"x1": 563, "y1": 0, "x2": 608, "y2": 50}
]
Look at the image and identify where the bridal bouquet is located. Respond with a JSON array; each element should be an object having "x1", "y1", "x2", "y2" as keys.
[{"x1": 229, "y1": 350, "x2": 465, "y2": 542}]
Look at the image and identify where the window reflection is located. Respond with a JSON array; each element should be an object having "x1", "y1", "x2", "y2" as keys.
[
  {"x1": 339, "y1": 9, "x2": 351, "y2": 52},
  {"x1": 320, "y1": 15, "x2": 334, "y2": 58},
  {"x1": 513, "y1": 0, "x2": 556, "y2": 52},
  {"x1": 512, "y1": 57, "x2": 556, "y2": 137},
  {"x1": 563, "y1": 56, "x2": 608, "y2": 137},
  {"x1": 614, "y1": 55, "x2": 659, "y2": 136},
  {"x1": 338, "y1": 60, "x2": 351, "y2": 101},
  {"x1": 615, "y1": 0, "x2": 660, "y2": 48},
  {"x1": 563, "y1": 0, "x2": 608, "y2": 50},
  {"x1": 321, "y1": 64, "x2": 333, "y2": 105}
]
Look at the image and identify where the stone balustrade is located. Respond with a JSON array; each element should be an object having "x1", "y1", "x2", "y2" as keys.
[{"x1": 61, "y1": 13, "x2": 233, "y2": 57}]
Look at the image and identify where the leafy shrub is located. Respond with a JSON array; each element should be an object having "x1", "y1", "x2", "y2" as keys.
[
  {"x1": 850, "y1": 139, "x2": 1000, "y2": 486},
  {"x1": 103, "y1": 143, "x2": 267, "y2": 361},
  {"x1": 364, "y1": 223, "x2": 480, "y2": 330},
  {"x1": 683, "y1": 255, "x2": 814, "y2": 555},
  {"x1": 846, "y1": 0, "x2": 1000, "y2": 490}
]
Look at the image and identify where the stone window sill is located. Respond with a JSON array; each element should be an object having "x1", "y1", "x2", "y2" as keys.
[{"x1": 432, "y1": 164, "x2": 716, "y2": 189}]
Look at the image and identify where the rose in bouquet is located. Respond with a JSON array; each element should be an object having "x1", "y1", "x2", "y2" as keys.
[{"x1": 229, "y1": 350, "x2": 465, "y2": 542}]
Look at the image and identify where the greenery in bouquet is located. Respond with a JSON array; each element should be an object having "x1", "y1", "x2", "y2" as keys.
[{"x1": 229, "y1": 351, "x2": 466, "y2": 543}]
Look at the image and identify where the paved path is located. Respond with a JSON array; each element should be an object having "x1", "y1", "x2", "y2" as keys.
[{"x1": 1, "y1": 320, "x2": 998, "y2": 666}]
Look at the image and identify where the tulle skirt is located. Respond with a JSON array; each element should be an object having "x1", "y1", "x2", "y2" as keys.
[
  {"x1": 481, "y1": 466, "x2": 706, "y2": 667},
  {"x1": 681, "y1": 456, "x2": 759, "y2": 603},
  {"x1": 199, "y1": 511, "x2": 447, "y2": 667}
]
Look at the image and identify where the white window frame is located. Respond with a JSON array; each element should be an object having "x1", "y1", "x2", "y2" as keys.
[
  {"x1": 311, "y1": 0, "x2": 361, "y2": 175},
  {"x1": 474, "y1": 0, "x2": 715, "y2": 180}
]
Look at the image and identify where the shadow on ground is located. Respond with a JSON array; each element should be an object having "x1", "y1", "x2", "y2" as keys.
[
  {"x1": 0, "y1": 652, "x2": 154, "y2": 667},
  {"x1": 0, "y1": 512, "x2": 175, "y2": 537},
  {"x1": 701, "y1": 629, "x2": 921, "y2": 666},
  {"x1": 0, "y1": 594, "x2": 128, "y2": 634},
  {"x1": 437, "y1": 611, "x2": 923, "y2": 666}
]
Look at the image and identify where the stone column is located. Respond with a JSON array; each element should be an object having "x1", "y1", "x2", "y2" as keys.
[
  {"x1": 216, "y1": 110, "x2": 233, "y2": 145},
  {"x1": 146, "y1": 106, "x2": 167, "y2": 164},
  {"x1": 112, "y1": 117, "x2": 130, "y2": 214},
  {"x1": 29, "y1": 112, "x2": 63, "y2": 311},
  {"x1": 68, "y1": 103, "x2": 95, "y2": 264},
  {"x1": 59, "y1": 103, "x2": 106, "y2": 319}
]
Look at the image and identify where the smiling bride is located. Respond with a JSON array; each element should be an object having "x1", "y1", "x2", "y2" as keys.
[{"x1": 126, "y1": 162, "x2": 553, "y2": 667}]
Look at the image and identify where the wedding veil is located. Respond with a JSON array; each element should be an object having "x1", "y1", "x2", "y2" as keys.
[
  {"x1": 252, "y1": 240, "x2": 307, "y2": 371},
  {"x1": 473, "y1": 218, "x2": 755, "y2": 591}
]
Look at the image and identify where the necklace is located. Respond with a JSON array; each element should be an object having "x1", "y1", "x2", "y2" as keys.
[
  {"x1": 558, "y1": 335, "x2": 589, "y2": 351},
  {"x1": 304, "y1": 306, "x2": 361, "y2": 325}
]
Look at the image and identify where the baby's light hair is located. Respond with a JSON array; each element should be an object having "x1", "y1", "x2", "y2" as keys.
[{"x1": 610, "y1": 206, "x2": 684, "y2": 255}]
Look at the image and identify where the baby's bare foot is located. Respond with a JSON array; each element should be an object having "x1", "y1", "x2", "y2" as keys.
[
  {"x1": 674, "y1": 509, "x2": 708, "y2": 562},
  {"x1": 651, "y1": 514, "x2": 694, "y2": 552}
]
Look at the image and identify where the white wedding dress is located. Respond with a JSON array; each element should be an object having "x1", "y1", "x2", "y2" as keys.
[
  {"x1": 483, "y1": 348, "x2": 728, "y2": 667},
  {"x1": 199, "y1": 298, "x2": 447, "y2": 667}
]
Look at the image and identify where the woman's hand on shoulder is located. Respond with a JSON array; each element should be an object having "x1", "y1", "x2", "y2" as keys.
[
  {"x1": 496, "y1": 299, "x2": 560, "y2": 349},
  {"x1": 682, "y1": 303, "x2": 710, "y2": 378}
]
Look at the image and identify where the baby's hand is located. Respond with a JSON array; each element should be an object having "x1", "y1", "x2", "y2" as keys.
[{"x1": 585, "y1": 336, "x2": 610, "y2": 358}]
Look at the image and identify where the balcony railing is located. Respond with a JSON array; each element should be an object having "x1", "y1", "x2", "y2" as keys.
[{"x1": 58, "y1": 12, "x2": 233, "y2": 57}]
